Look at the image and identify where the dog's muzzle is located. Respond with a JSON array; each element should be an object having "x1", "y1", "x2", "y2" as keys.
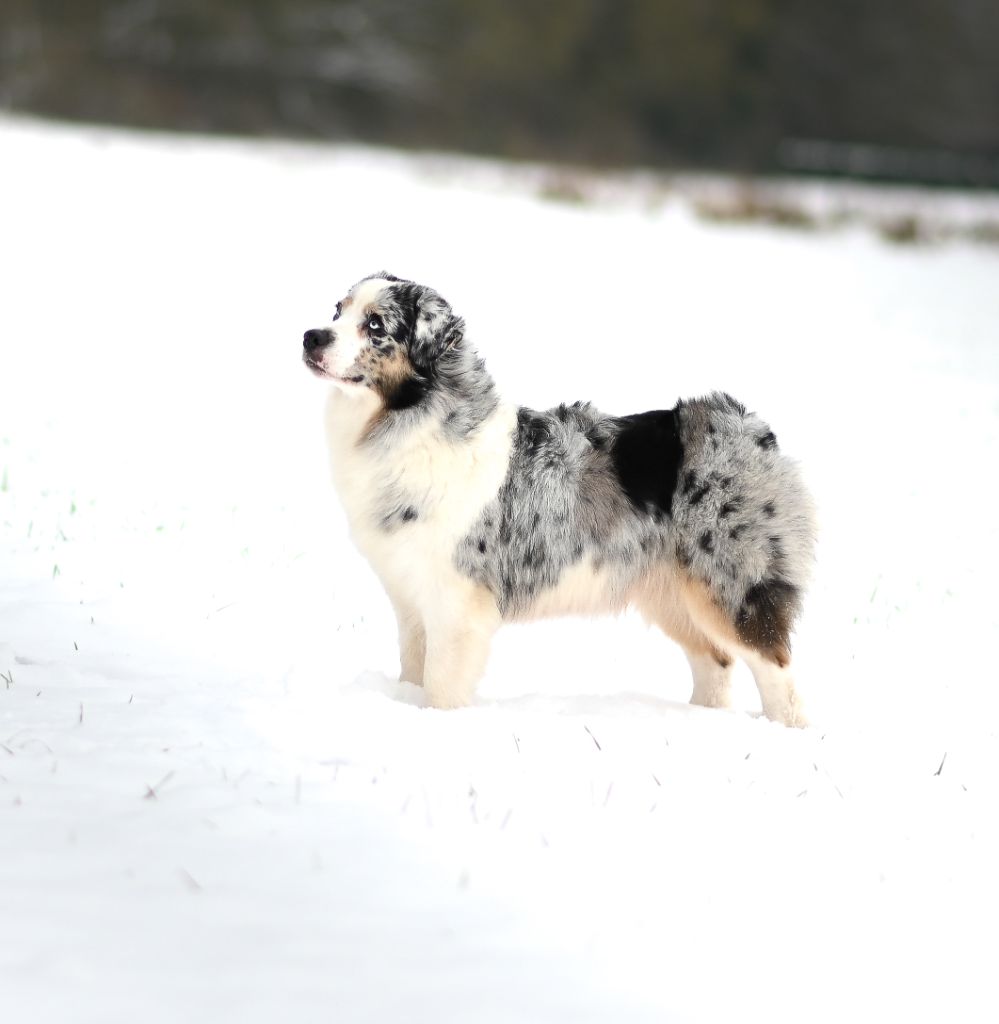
[{"x1": 303, "y1": 328, "x2": 334, "y2": 353}]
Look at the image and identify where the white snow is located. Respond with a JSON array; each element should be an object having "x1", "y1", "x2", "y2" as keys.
[{"x1": 2, "y1": 114, "x2": 998, "y2": 1023}]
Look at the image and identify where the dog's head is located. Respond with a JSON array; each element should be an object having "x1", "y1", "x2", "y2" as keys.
[{"x1": 302, "y1": 273, "x2": 465, "y2": 410}]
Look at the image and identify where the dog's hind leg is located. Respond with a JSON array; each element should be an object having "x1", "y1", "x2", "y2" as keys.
[
  {"x1": 679, "y1": 576, "x2": 808, "y2": 727},
  {"x1": 633, "y1": 587, "x2": 734, "y2": 710},
  {"x1": 422, "y1": 582, "x2": 501, "y2": 710},
  {"x1": 685, "y1": 646, "x2": 734, "y2": 710},
  {"x1": 742, "y1": 649, "x2": 808, "y2": 728},
  {"x1": 731, "y1": 581, "x2": 809, "y2": 727}
]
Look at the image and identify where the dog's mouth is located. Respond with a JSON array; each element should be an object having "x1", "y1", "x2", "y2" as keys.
[
  {"x1": 302, "y1": 356, "x2": 364, "y2": 386},
  {"x1": 303, "y1": 355, "x2": 332, "y2": 379}
]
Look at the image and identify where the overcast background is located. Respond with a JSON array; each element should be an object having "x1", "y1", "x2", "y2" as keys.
[{"x1": 3, "y1": 0, "x2": 999, "y2": 186}]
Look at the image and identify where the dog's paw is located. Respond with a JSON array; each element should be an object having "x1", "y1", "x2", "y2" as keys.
[
  {"x1": 767, "y1": 701, "x2": 810, "y2": 729},
  {"x1": 425, "y1": 687, "x2": 474, "y2": 710}
]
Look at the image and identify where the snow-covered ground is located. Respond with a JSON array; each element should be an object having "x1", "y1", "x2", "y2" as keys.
[{"x1": 2, "y1": 115, "x2": 998, "y2": 1023}]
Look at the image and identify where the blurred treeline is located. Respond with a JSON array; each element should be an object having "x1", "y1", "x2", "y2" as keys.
[{"x1": 2, "y1": 0, "x2": 998, "y2": 184}]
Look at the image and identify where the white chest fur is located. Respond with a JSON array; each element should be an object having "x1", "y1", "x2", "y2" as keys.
[{"x1": 324, "y1": 389, "x2": 516, "y2": 607}]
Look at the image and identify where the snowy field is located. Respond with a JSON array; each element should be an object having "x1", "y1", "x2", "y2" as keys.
[{"x1": 2, "y1": 115, "x2": 999, "y2": 1023}]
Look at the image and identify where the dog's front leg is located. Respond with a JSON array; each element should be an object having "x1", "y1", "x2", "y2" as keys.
[
  {"x1": 397, "y1": 609, "x2": 427, "y2": 686},
  {"x1": 381, "y1": 586, "x2": 427, "y2": 685},
  {"x1": 422, "y1": 586, "x2": 501, "y2": 710}
]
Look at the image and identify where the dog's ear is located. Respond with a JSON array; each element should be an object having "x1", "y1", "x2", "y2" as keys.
[{"x1": 405, "y1": 284, "x2": 465, "y2": 366}]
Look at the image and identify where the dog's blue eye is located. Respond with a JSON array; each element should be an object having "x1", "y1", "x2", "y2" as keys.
[{"x1": 368, "y1": 316, "x2": 384, "y2": 333}]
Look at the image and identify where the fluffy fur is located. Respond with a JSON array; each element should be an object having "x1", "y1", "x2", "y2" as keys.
[{"x1": 303, "y1": 274, "x2": 817, "y2": 725}]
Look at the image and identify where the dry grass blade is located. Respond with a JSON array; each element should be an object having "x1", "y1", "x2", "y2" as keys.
[{"x1": 583, "y1": 725, "x2": 602, "y2": 751}]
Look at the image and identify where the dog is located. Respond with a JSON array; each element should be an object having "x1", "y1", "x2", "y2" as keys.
[{"x1": 303, "y1": 273, "x2": 817, "y2": 726}]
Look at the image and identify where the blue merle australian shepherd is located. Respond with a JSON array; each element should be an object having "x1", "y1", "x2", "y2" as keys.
[{"x1": 303, "y1": 273, "x2": 816, "y2": 726}]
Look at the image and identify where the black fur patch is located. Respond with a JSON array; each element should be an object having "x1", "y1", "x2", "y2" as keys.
[
  {"x1": 699, "y1": 530, "x2": 714, "y2": 553},
  {"x1": 689, "y1": 483, "x2": 710, "y2": 506},
  {"x1": 736, "y1": 577, "x2": 799, "y2": 662},
  {"x1": 763, "y1": 502, "x2": 776, "y2": 518},
  {"x1": 758, "y1": 431, "x2": 778, "y2": 450},
  {"x1": 385, "y1": 372, "x2": 432, "y2": 411},
  {"x1": 518, "y1": 409, "x2": 550, "y2": 451},
  {"x1": 585, "y1": 428, "x2": 606, "y2": 450},
  {"x1": 610, "y1": 410, "x2": 685, "y2": 517},
  {"x1": 401, "y1": 506, "x2": 418, "y2": 522},
  {"x1": 478, "y1": 539, "x2": 487, "y2": 553},
  {"x1": 719, "y1": 498, "x2": 742, "y2": 517}
]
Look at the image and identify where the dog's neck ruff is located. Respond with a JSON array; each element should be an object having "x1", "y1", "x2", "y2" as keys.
[{"x1": 369, "y1": 343, "x2": 500, "y2": 445}]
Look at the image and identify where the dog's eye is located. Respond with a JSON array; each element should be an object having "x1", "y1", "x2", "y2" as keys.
[
  {"x1": 332, "y1": 302, "x2": 342, "y2": 321},
  {"x1": 367, "y1": 315, "x2": 384, "y2": 334}
]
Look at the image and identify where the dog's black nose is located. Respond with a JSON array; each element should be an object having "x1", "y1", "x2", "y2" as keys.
[{"x1": 303, "y1": 328, "x2": 333, "y2": 352}]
